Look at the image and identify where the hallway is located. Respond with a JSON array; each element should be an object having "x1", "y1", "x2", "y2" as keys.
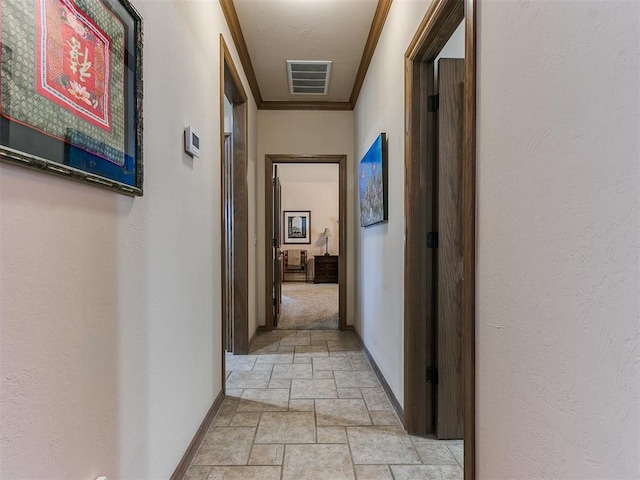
[{"x1": 184, "y1": 330, "x2": 463, "y2": 479}]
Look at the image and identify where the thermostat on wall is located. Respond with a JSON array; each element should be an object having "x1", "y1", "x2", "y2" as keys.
[{"x1": 184, "y1": 126, "x2": 200, "y2": 157}]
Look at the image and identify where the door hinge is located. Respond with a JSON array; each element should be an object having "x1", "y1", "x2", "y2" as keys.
[
  {"x1": 273, "y1": 238, "x2": 277, "y2": 247},
  {"x1": 427, "y1": 231, "x2": 438, "y2": 248},
  {"x1": 426, "y1": 366, "x2": 438, "y2": 384},
  {"x1": 272, "y1": 298, "x2": 277, "y2": 306},
  {"x1": 427, "y1": 94, "x2": 439, "y2": 112}
]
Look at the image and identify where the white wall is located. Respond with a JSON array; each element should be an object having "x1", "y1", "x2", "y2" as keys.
[
  {"x1": 0, "y1": 1, "x2": 258, "y2": 478},
  {"x1": 257, "y1": 110, "x2": 354, "y2": 324},
  {"x1": 356, "y1": 1, "x2": 640, "y2": 477},
  {"x1": 353, "y1": 0, "x2": 432, "y2": 405},
  {"x1": 279, "y1": 164, "x2": 340, "y2": 257},
  {"x1": 476, "y1": 1, "x2": 640, "y2": 478}
]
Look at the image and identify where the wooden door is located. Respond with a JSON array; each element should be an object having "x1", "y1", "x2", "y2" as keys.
[
  {"x1": 272, "y1": 165, "x2": 283, "y2": 327},
  {"x1": 436, "y1": 58, "x2": 464, "y2": 439}
]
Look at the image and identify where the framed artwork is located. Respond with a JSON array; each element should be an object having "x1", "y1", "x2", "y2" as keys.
[
  {"x1": 0, "y1": 0, "x2": 144, "y2": 196},
  {"x1": 283, "y1": 210, "x2": 311, "y2": 244},
  {"x1": 359, "y1": 132, "x2": 388, "y2": 227}
]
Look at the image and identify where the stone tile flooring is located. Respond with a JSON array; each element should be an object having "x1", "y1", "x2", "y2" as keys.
[{"x1": 184, "y1": 330, "x2": 463, "y2": 480}]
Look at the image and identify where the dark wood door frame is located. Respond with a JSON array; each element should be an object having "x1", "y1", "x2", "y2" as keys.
[
  {"x1": 272, "y1": 166, "x2": 282, "y2": 327},
  {"x1": 403, "y1": 0, "x2": 476, "y2": 478},
  {"x1": 220, "y1": 35, "x2": 249, "y2": 364},
  {"x1": 264, "y1": 155, "x2": 347, "y2": 332}
]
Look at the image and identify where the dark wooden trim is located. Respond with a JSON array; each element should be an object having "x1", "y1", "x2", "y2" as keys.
[
  {"x1": 221, "y1": 35, "x2": 248, "y2": 103},
  {"x1": 406, "y1": 0, "x2": 464, "y2": 62},
  {"x1": 220, "y1": 35, "x2": 249, "y2": 356},
  {"x1": 352, "y1": 328, "x2": 404, "y2": 425},
  {"x1": 170, "y1": 390, "x2": 225, "y2": 480},
  {"x1": 219, "y1": 0, "x2": 263, "y2": 107},
  {"x1": 462, "y1": 0, "x2": 476, "y2": 476},
  {"x1": 404, "y1": 0, "x2": 476, "y2": 477},
  {"x1": 264, "y1": 155, "x2": 348, "y2": 332},
  {"x1": 249, "y1": 325, "x2": 267, "y2": 351},
  {"x1": 260, "y1": 101, "x2": 352, "y2": 111},
  {"x1": 264, "y1": 157, "x2": 273, "y2": 331},
  {"x1": 219, "y1": 36, "x2": 228, "y2": 382},
  {"x1": 404, "y1": 57, "x2": 435, "y2": 435},
  {"x1": 265, "y1": 155, "x2": 347, "y2": 163},
  {"x1": 349, "y1": 0, "x2": 393, "y2": 108},
  {"x1": 232, "y1": 100, "x2": 249, "y2": 355},
  {"x1": 338, "y1": 157, "x2": 347, "y2": 328}
]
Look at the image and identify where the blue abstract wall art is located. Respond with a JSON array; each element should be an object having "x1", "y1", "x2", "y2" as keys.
[{"x1": 359, "y1": 133, "x2": 388, "y2": 227}]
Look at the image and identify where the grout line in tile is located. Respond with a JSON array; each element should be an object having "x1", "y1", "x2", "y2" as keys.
[
  {"x1": 389, "y1": 464, "x2": 398, "y2": 480},
  {"x1": 446, "y1": 441, "x2": 463, "y2": 469},
  {"x1": 345, "y1": 426, "x2": 358, "y2": 480},
  {"x1": 313, "y1": 395, "x2": 318, "y2": 443}
]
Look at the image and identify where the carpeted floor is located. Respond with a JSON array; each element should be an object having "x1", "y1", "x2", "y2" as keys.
[{"x1": 277, "y1": 282, "x2": 338, "y2": 330}]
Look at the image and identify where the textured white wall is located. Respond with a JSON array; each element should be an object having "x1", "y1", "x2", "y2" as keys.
[
  {"x1": 257, "y1": 110, "x2": 354, "y2": 325},
  {"x1": 476, "y1": 1, "x2": 640, "y2": 478},
  {"x1": 0, "y1": 1, "x2": 258, "y2": 478},
  {"x1": 353, "y1": 0, "x2": 432, "y2": 404}
]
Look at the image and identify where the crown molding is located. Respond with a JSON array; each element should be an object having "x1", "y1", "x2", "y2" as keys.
[
  {"x1": 220, "y1": 0, "x2": 393, "y2": 111},
  {"x1": 219, "y1": 0, "x2": 263, "y2": 106},
  {"x1": 349, "y1": 0, "x2": 393, "y2": 109}
]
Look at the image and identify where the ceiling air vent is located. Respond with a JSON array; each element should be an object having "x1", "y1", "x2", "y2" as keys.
[{"x1": 287, "y1": 60, "x2": 332, "y2": 95}]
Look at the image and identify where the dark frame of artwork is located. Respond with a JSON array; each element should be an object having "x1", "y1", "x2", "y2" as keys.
[
  {"x1": 0, "y1": 0, "x2": 144, "y2": 196},
  {"x1": 359, "y1": 132, "x2": 388, "y2": 227},
  {"x1": 283, "y1": 210, "x2": 311, "y2": 244}
]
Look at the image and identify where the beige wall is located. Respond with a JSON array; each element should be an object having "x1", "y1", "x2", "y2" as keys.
[
  {"x1": 279, "y1": 164, "x2": 340, "y2": 257},
  {"x1": 476, "y1": 1, "x2": 639, "y2": 478},
  {"x1": 356, "y1": 0, "x2": 640, "y2": 478},
  {"x1": 353, "y1": 0, "x2": 433, "y2": 405},
  {"x1": 0, "y1": 1, "x2": 258, "y2": 478},
  {"x1": 257, "y1": 110, "x2": 354, "y2": 325}
]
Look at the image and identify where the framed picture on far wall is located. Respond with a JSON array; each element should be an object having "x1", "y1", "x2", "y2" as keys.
[
  {"x1": 283, "y1": 210, "x2": 311, "y2": 244},
  {"x1": 0, "y1": 0, "x2": 144, "y2": 196}
]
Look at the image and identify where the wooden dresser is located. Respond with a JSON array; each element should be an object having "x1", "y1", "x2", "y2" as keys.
[{"x1": 314, "y1": 255, "x2": 339, "y2": 283}]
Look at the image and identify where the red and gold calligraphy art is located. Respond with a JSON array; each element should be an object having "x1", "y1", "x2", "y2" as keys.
[{"x1": 35, "y1": 0, "x2": 111, "y2": 131}]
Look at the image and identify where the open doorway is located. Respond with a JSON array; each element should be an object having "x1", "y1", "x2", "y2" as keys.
[
  {"x1": 220, "y1": 35, "x2": 249, "y2": 363},
  {"x1": 264, "y1": 155, "x2": 347, "y2": 331},
  {"x1": 404, "y1": 0, "x2": 476, "y2": 477},
  {"x1": 275, "y1": 163, "x2": 340, "y2": 330}
]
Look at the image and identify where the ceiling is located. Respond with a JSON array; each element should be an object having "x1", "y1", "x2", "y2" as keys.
[{"x1": 220, "y1": 0, "x2": 392, "y2": 110}]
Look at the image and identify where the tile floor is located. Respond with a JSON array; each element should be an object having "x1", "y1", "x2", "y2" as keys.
[{"x1": 184, "y1": 329, "x2": 463, "y2": 480}]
